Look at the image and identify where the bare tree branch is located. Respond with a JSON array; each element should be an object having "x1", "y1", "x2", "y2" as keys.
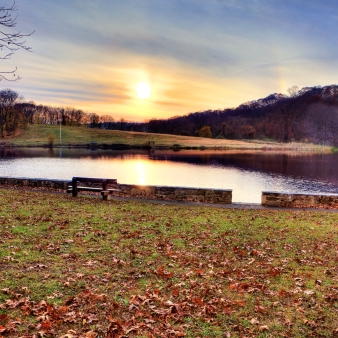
[
  {"x1": 0, "y1": 1, "x2": 34, "y2": 81},
  {"x1": 0, "y1": 66, "x2": 20, "y2": 82}
]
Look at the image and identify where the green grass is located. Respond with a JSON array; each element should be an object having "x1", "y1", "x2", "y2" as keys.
[
  {"x1": 3, "y1": 124, "x2": 332, "y2": 151},
  {"x1": 0, "y1": 189, "x2": 338, "y2": 337}
]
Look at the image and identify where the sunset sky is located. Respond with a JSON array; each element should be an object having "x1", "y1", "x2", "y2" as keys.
[{"x1": 3, "y1": 0, "x2": 338, "y2": 121}]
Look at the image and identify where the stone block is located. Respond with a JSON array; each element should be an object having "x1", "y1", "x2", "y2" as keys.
[
  {"x1": 262, "y1": 191, "x2": 338, "y2": 208},
  {"x1": 131, "y1": 188, "x2": 141, "y2": 196},
  {"x1": 145, "y1": 187, "x2": 155, "y2": 197}
]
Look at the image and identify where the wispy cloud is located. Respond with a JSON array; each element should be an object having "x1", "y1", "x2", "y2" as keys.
[{"x1": 9, "y1": 0, "x2": 338, "y2": 120}]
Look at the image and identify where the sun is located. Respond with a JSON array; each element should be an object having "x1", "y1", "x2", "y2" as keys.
[{"x1": 136, "y1": 82, "x2": 151, "y2": 99}]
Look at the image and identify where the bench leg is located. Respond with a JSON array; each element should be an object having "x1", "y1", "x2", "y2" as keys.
[
  {"x1": 72, "y1": 178, "x2": 78, "y2": 197},
  {"x1": 102, "y1": 180, "x2": 108, "y2": 200}
]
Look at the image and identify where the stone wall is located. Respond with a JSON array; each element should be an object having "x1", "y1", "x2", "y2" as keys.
[
  {"x1": 0, "y1": 177, "x2": 232, "y2": 204},
  {"x1": 3, "y1": 177, "x2": 337, "y2": 208},
  {"x1": 262, "y1": 191, "x2": 338, "y2": 208},
  {"x1": 117, "y1": 184, "x2": 232, "y2": 204},
  {"x1": 0, "y1": 176, "x2": 68, "y2": 190}
]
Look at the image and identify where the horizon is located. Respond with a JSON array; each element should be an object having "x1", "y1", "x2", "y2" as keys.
[{"x1": 2, "y1": 0, "x2": 338, "y2": 121}]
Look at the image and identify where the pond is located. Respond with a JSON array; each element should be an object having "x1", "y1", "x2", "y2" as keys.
[{"x1": 1, "y1": 148, "x2": 338, "y2": 203}]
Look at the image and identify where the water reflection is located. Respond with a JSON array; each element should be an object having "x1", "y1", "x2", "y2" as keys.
[
  {"x1": 134, "y1": 160, "x2": 146, "y2": 185},
  {"x1": 0, "y1": 148, "x2": 338, "y2": 203}
]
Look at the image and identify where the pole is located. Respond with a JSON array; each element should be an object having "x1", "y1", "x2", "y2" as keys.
[{"x1": 59, "y1": 119, "x2": 62, "y2": 146}]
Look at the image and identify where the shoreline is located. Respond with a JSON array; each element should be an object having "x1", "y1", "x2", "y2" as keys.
[
  {"x1": 0, "y1": 142, "x2": 333, "y2": 152},
  {"x1": 1, "y1": 125, "x2": 334, "y2": 152},
  {"x1": 1, "y1": 178, "x2": 338, "y2": 211},
  {"x1": 1, "y1": 185, "x2": 338, "y2": 212}
]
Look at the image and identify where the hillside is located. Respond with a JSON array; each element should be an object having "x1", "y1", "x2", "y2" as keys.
[
  {"x1": 0, "y1": 124, "x2": 330, "y2": 151},
  {"x1": 146, "y1": 85, "x2": 338, "y2": 146},
  {"x1": 2, "y1": 84, "x2": 338, "y2": 147}
]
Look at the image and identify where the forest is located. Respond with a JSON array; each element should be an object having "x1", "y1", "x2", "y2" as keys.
[
  {"x1": 145, "y1": 85, "x2": 338, "y2": 146},
  {"x1": 1, "y1": 84, "x2": 338, "y2": 146}
]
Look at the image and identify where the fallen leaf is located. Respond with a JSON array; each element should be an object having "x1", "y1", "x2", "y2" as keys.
[
  {"x1": 250, "y1": 318, "x2": 260, "y2": 325},
  {"x1": 259, "y1": 325, "x2": 269, "y2": 331}
]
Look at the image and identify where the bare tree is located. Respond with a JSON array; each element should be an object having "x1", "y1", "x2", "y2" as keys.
[
  {"x1": 88, "y1": 113, "x2": 100, "y2": 128},
  {"x1": 303, "y1": 103, "x2": 338, "y2": 146},
  {"x1": 0, "y1": 88, "x2": 23, "y2": 137},
  {"x1": 100, "y1": 115, "x2": 115, "y2": 123},
  {"x1": 287, "y1": 85, "x2": 299, "y2": 98},
  {"x1": 0, "y1": 1, "x2": 33, "y2": 81}
]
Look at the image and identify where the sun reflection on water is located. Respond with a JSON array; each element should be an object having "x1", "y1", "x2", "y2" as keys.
[{"x1": 135, "y1": 160, "x2": 146, "y2": 185}]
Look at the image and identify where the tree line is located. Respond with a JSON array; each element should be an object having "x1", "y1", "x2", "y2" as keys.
[
  {"x1": 146, "y1": 85, "x2": 338, "y2": 146},
  {"x1": 0, "y1": 88, "x2": 118, "y2": 138},
  {"x1": 2, "y1": 85, "x2": 338, "y2": 146}
]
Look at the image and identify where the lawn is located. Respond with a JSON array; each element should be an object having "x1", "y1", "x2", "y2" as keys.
[
  {"x1": 3, "y1": 124, "x2": 331, "y2": 151},
  {"x1": 0, "y1": 189, "x2": 337, "y2": 337}
]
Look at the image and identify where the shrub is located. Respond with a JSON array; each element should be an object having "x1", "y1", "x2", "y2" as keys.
[
  {"x1": 47, "y1": 134, "x2": 56, "y2": 147},
  {"x1": 198, "y1": 126, "x2": 212, "y2": 138}
]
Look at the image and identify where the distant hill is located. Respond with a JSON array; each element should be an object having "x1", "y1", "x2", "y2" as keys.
[
  {"x1": 146, "y1": 85, "x2": 338, "y2": 146},
  {"x1": 4, "y1": 85, "x2": 338, "y2": 146}
]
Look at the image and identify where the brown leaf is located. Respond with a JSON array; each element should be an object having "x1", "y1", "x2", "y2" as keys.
[
  {"x1": 106, "y1": 319, "x2": 124, "y2": 338},
  {"x1": 233, "y1": 300, "x2": 245, "y2": 307},
  {"x1": 255, "y1": 305, "x2": 267, "y2": 314},
  {"x1": 259, "y1": 325, "x2": 269, "y2": 331},
  {"x1": 0, "y1": 325, "x2": 7, "y2": 334},
  {"x1": 156, "y1": 266, "x2": 174, "y2": 278},
  {"x1": 59, "y1": 333, "x2": 77, "y2": 338},
  {"x1": 167, "y1": 330, "x2": 184, "y2": 337},
  {"x1": 195, "y1": 268, "x2": 204, "y2": 276},
  {"x1": 172, "y1": 289, "x2": 180, "y2": 297},
  {"x1": 0, "y1": 314, "x2": 8, "y2": 321},
  {"x1": 269, "y1": 267, "x2": 282, "y2": 277},
  {"x1": 1, "y1": 288, "x2": 11, "y2": 294},
  {"x1": 192, "y1": 297, "x2": 204, "y2": 306},
  {"x1": 250, "y1": 249, "x2": 260, "y2": 256},
  {"x1": 250, "y1": 318, "x2": 260, "y2": 325}
]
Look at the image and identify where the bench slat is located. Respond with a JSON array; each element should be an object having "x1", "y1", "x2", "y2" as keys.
[
  {"x1": 67, "y1": 188, "x2": 121, "y2": 193},
  {"x1": 67, "y1": 187, "x2": 121, "y2": 192},
  {"x1": 77, "y1": 187, "x2": 103, "y2": 192}
]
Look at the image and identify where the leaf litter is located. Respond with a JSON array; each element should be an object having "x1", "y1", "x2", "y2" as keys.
[{"x1": 0, "y1": 189, "x2": 337, "y2": 337}]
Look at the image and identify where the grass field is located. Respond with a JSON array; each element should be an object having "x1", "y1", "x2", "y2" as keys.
[
  {"x1": 0, "y1": 189, "x2": 338, "y2": 337},
  {"x1": 2, "y1": 124, "x2": 332, "y2": 151}
]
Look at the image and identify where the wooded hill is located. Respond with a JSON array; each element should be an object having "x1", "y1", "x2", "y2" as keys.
[
  {"x1": 146, "y1": 85, "x2": 338, "y2": 146},
  {"x1": 2, "y1": 84, "x2": 338, "y2": 146}
]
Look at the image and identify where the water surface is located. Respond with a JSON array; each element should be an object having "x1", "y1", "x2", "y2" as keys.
[{"x1": 1, "y1": 148, "x2": 338, "y2": 203}]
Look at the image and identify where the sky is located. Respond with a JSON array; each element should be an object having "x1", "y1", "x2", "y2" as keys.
[{"x1": 2, "y1": 0, "x2": 338, "y2": 121}]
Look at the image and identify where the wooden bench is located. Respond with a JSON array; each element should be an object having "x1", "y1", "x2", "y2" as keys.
[{"x1": 67, "y1": 177, "x2": 121, "y2": 200}]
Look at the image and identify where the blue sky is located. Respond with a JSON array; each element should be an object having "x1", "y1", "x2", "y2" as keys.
[{"x1": 2, "y1": 0, "x2": 338, "y2": 120}]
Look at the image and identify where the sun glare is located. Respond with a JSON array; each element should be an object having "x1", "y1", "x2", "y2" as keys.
[
  {"x1": 135, "y1": 160, "x2": 146, "y2": 185},
  {"x1": 136, "y1": 82, "x2": 151, "y2": 99}
]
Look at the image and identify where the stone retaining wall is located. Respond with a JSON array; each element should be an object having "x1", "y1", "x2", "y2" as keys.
[
  {"x1": 2, "y1": 177, "x2": 337, "y2": 207},
  {"x1": 262, "y1": 191, "x2": 338, "y2": 208},
  {"x1": 0, "y1": 177, "x2": 68, "y2": 190},
  {"x1": 117, "y1": 184, "x2": 232, "y2": 204},
  {"x1": 0, "y1": 177, "x2": 232, "y2": 204}
]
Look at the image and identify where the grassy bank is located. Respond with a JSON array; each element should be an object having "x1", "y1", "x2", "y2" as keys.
[
  {"x1": 2, "y1": 124, "x2": 332, "y2": 151},
  {"x1": 0, "y1": 189, "x2": 337, "y2": 337}
]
